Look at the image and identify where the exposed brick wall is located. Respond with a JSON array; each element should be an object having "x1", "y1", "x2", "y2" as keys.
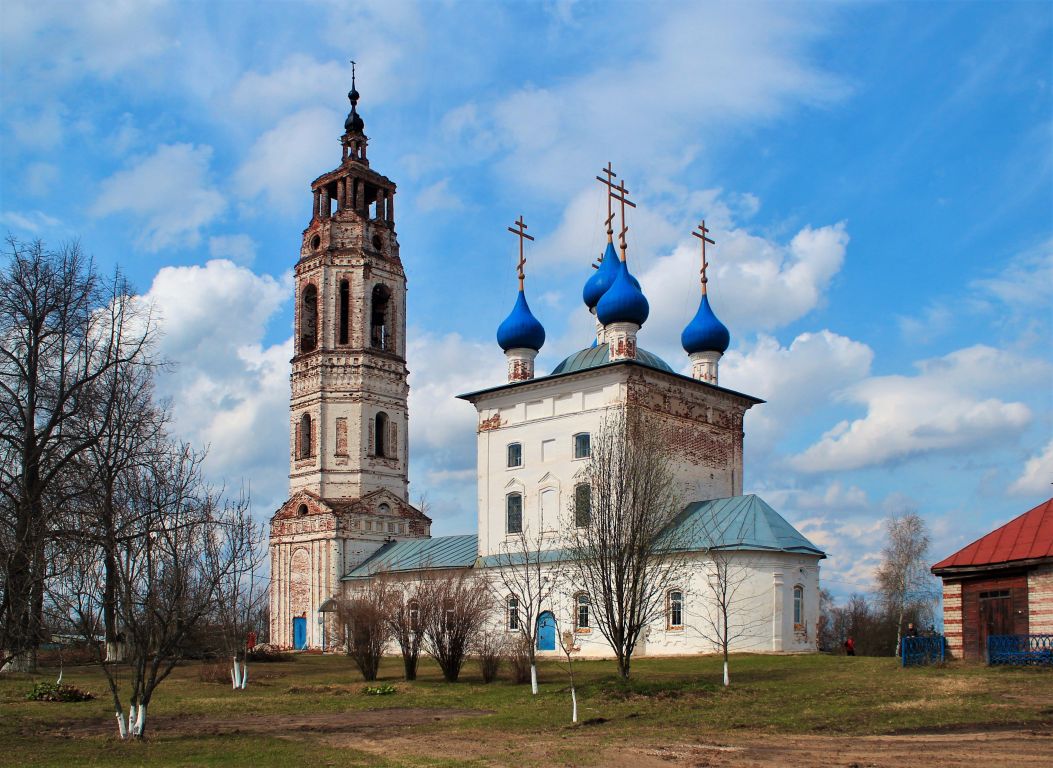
[
  {"x1": 942, "y1": 581, "x2": 963, "y2": 659},
  {"x1": 335, "y1": 417, "x2": 348, "y2": 456},
  {"x1": 1028, "y1": 564, "x2": 1053, "y2": 634}
]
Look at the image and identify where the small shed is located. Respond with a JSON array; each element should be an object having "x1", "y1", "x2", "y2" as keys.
[{"x1": 931, "y1": 497, "x2": 1053, "y2": 660}]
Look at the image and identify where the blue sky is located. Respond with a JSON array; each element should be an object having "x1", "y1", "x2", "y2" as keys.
[{"x1": 2, "y1": 1, "x2": 1050, "y2": 599}]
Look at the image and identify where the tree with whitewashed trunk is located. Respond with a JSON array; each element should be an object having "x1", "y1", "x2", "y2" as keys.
[
  {"x1": 567, "y1": 407, "x2": 689, "y2": 680},
  {"x1": 558, "y1": 629, "x2": 582, "y2": 724},
  {"x1": 215, "y1": 493, "x2": 266, "y2": 690},
  {"x1": 0, "y1": 238, "x2": 154, "y2": 673},
  {"x1": 694, "y1": 547, "x2": 766, "y2": 687},
  {"x1": 488, "y1": 525, "x2": 565, "y2": 695}
]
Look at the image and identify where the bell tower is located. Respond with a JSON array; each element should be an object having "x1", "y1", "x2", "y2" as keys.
[{"x1": 269, "y1": 67, "x2": 430, "y2": 650}]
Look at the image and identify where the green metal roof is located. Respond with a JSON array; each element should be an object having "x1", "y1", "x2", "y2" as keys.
[
  {"x1": 551, "y1": 343, "x2": 674, "y2": 375},
  {"x1": 342, "y1": 534, "x2": 478, "y2": 579},
  {"x1": 664, "y1": 495, "x2": 825, "y2": 558}
]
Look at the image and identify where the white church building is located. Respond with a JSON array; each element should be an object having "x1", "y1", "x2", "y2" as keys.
[{"x1": 268, "y1": 77, "x2": 825, "y2": 656}]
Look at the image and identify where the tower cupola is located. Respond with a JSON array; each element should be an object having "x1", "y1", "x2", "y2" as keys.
[
  {"x1": 497, "y1": 216, "x2": 545, "y2": 381},
  {"x1": 682, "y1": 220, "x2": 729, "y2": 384}
]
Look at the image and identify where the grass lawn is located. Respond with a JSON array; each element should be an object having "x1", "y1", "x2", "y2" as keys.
[{"x1": 1, "y1": 653, "x2": 1050, "y2": 767}]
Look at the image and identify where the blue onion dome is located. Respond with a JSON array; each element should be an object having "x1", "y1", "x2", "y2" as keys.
[
  {"x1": 681, "y1": 293, "x2": 730, "y2": 354},
  {"x1": 596, "y1": 259, "x2": 649, "y2": 326},
  {"x1": 497, "y1": 289, "x2": 546, "y2": 351},
  {"x1": 583, "y1": 241, "x2": 621, "y2": 309}
]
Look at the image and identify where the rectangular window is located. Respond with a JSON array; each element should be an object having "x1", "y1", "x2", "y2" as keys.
[
  {"x1": 506, "y1": 494, "x2": 523, "y2": 534},
  {"x1": 574, "y1": 484, "x2": 591, "y2": 528},
  {"x1": 339, "y1": 279, "x2": 350, "y2": 345},
  {"x1": 574, "y1": 433, "x2": 591, "y2": 459},
  {"x1": 507, "y1": 597, "x2": 519, "y2": 631},
  {"x1": 793, "y1": 586, "x2": 803, "y2": 625},
  {"x1": 576, "y1": 594, "x2": 590, "y2": 630},
  {"x1": 507, "y1": 442, "x2": 522, "y2": 468},
  {"x1": 669, "y1": 590, "x2": 683, "y2": 628}
]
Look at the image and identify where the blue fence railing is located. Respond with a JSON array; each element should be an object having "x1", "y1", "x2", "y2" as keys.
[
  {"x1": 987, "y1": 634, "x2": 1053, "y2": 666},
  {"x1": 901, "y1": 635, "x2": 946, "y2": 667}
]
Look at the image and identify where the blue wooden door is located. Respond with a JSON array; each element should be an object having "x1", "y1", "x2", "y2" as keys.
[
  {"x1": 537, "y1": 611, "x2": 556, "y2": 651},
  {"x1": 293, "y1": 617, "x2": 307, "y2": 649}
]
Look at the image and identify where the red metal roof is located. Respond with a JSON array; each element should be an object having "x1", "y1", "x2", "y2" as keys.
[{"x1": 932, "y1": 497, "x2": 1053, "y2": 572}]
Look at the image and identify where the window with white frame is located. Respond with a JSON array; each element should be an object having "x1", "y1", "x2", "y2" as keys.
[
  {"x1": 507, "y1": 596, "x2": 520, "y2": 631},
  {"x1": 573, "y1": 432, "x2": 591, "y2": 459},
  {"x1": 507, "y1": 442, "x2": 522, "y2": 468},
  {"x1": 575, "y1": 593, "x2": 590, "y2": 631},
  {"x1": 506, "y1": 493, "x2": 523, "y2": 534},
  {"x1": 793, "y1": 585, "x2": 804, "y2": 626},
  {"x1": 668, "y1": 589, "x2": 684, "y2": 629},
  {"x1": 408, "y1": 600, "x2": 420, "y2": 631}
]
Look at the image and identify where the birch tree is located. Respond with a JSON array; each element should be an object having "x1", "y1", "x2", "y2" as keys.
[
  {"x1": 875, "y1": 511, "x2": 937, "y2": 657},
  {"x1": 568, "y1": 408, "x2": 688, "y2": 679}
]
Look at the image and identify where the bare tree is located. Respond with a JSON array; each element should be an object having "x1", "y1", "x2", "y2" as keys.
[
  {"x1": 876, "y1": 511, "x2": 937, "y2": 656},
  {"x1": 568, "y1": 408, "x2": 688, "y2": 679},
  {"x1": 338, "y1": 578, "x2": 393, "y2": 681},
  {"x1": 420, "y1": 571, "x2": 491, "y2": 683},
  {"x1": 557, "y1": 629, "x2": 582, "y2": 724},
  {"x1": 0, "y1": 239, "x2": 153, "y2": 671},
  {"x1": 214, "y1": 492, "x2": 266, "y2": 689},
  {"x1": 694, "y1": 548, "x2": 766, "y2": 687},
  {"x1": 385, "y1": 575, "x2": 428, "y2": 680},
  {"x1": 488, "y1": 525, "x2": 564, "y2": 694},
  {"x1": 103, "y1": 445, "x2": 252, "y2": 739}
]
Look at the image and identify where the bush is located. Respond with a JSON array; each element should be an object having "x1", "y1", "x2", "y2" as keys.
[
  {"x1": 26, "y1": 682, "x2": 95, "y2": 702},
  {"x1": 197, "y1": 661, "x2": 230, "y2": 684},
  {"x1": 248, "y1": 644, "x2": 292, "y2": 663},
  {"x1": 508, "y1": 635, "x2": 532, "y2": 685},
  {"x1": 362, "y1": 684, "x2": 396, "y2": 696},
  {"x1": 474, "y1": 630, "x2": 506, "y2": 684}
]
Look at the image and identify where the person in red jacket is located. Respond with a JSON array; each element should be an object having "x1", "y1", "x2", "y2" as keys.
[{"x1": 844, "y1": 637, "x2": 856, "y2": 656}]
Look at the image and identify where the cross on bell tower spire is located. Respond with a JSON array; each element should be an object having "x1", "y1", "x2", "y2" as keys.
[{"x1": 692, "y1": 219, "x2": 715, "y2": 295}]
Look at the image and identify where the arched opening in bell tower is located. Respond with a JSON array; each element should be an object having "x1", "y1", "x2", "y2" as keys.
[
  {"x1": 338, "y1": 279, "x2": 350, "y2": 345},
  {"x1": 371, "y1": 284, "x2": 392, "y2": 351},
  {"x1": 298, "y1": 414, "x2": 312, "y2": 459},
  {"x1": 300, "y1": 284, "x2": 318, "y2": 353}
]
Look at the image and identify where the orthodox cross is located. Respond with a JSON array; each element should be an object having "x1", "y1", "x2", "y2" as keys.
[
  {"x1": 507, "y1": 215, "x2": 534, "y2": 290},
  {"x1": 692, "y1": 220, "x2": 715, "y2": 293},
  {"x1": 350, "y1": 59, "x2": 356, "y2": 83},
  {"x1": 595, "y1": 162, "x2": 618, "y2": 239},
  {"x1": 610, "y1": 179, "x2": 636, "y2": 260}
]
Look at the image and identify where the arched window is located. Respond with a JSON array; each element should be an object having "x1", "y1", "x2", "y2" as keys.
[
  {"x1": 507, "y1": 442, "x2": 522, "y2": 468},
  {"x1": 378, "y1": 503, "x2": 390, "y2": 515},
  {"x1": 299, "y1": 414, "x2": 312, "y2": 459},
  {"x1": 506, "y1": 493, "x2": 523, "y2": 534},
  {"x1": 300, "y1": 284, "x2": 318, "y2": 353},
  {"x1": 338, "y1": 279, "x2": 350, "y2": 345},
  {"x1": 573, "y1": 432, "x2": 591, "y2": 459},
  {"x1": 371, "y1": 284, "x2": 392, "y2": 351},
  {"x1": 296, "y1": 504, "x2": 308, "y2": 517},
  {"x1": 574, "y1": 483, "x2": 591, "y2": 528},
  {"x1": 575, "y1": 593, "x2": 590, "y2": 631},
  {"x1": 375, "y1": 412, "x2": 389, "y2": 457},
  {"x1": 668, "y1": 589, "x2": 684, "y2": 629},
  {"x1": 507, "y1": 596, "x2": 520, "y2": 632},
  {"x1": 408, "y1": 599, "x2": 420, "y2": 632},
  {"x1": 793, "y1": 585, "x2": 804, "y2": 626}
]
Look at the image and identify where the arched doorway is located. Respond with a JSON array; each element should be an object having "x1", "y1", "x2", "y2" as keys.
[{"x1": 537, "y1": 611, "x2": 556, "y2": 651}]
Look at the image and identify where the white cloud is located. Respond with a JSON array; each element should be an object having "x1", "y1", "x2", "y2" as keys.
[
  {"x1": 446, "y1": 3, "x2": 845, "y2": 196},
  {"x1": 0, "y1": 210, "x2": 61, "y2": 234},
  {"x1": 91, "y1": 143, "x2": 226, "y2": 251},
  {"x1": 141, "y1": 259, "x2": 293, "y2": 513},
  {"x1": 209, "y1": 234, "x2": 257, "y2": 266},
  {"x1": 1009, "y1": 438, "x2": 1053, "y2": 496},
  {"x1": 416, "y1": 179, "x2": 465, "y2": 213},
  {"x1": 234, "y1": 108, "x2": 340, "y2": 215},
  {"x1": 23, "y1": 162, "x2": 59, "y2": 197},
  {"x1": 721, "y1": 330, "x2": 874, "y2": 453},
  {"x1": 229, "y1": 55, "x2": 351, "y2": 122},
  {"x1": 791, "y1": 345, "x2": 1047, "y2": 472}
]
